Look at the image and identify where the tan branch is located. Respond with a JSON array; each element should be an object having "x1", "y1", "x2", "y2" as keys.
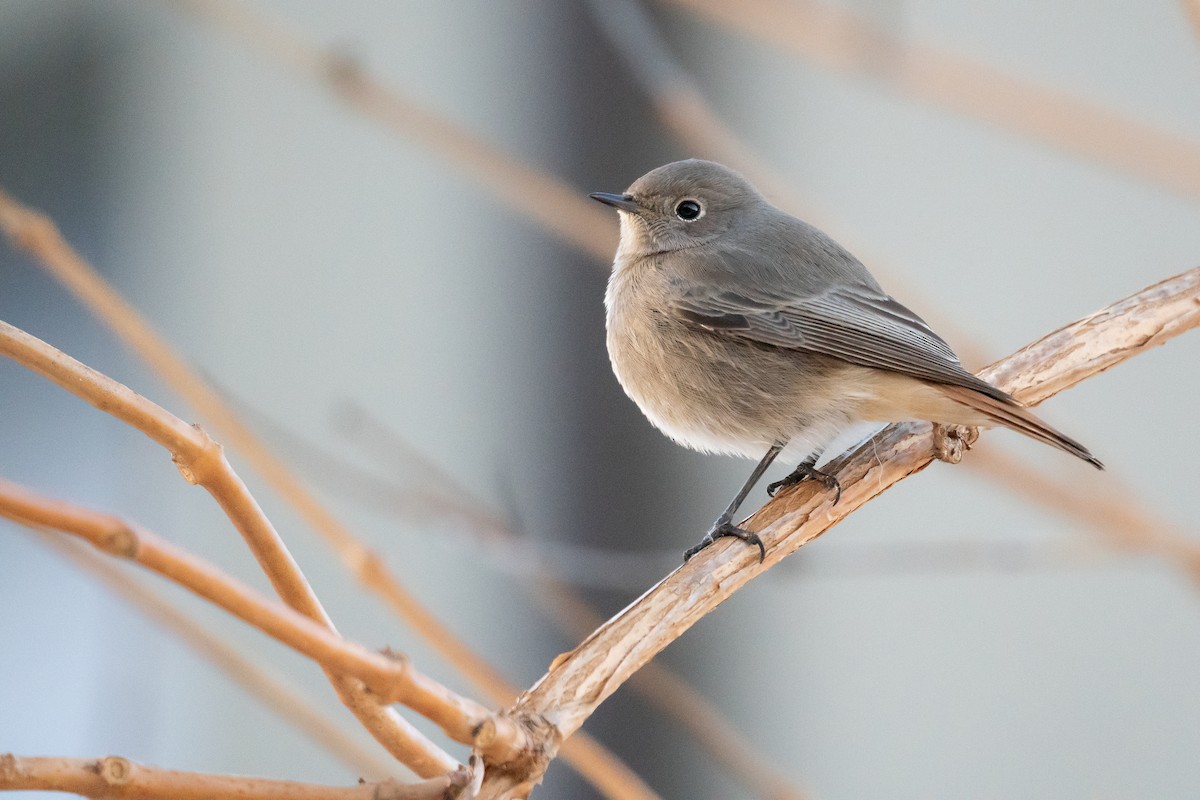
[
  {"x1": 474, "y1": 268, "x2": 1200, "y2": 796},
  {"x1": 664, "y1": 0, "x2": 1200, "y2": 200},
  {"x1": 33, "y1": 530, "x2": 400, "y2": 780},
  {"x1": 336, "y1": 403, "x2": 807, "y2": 800},
  {"x1": 0, "y1": 324, "x2": 490, "y2": 775},
  {"x1": 1183, "y1": 0, "x2": 1200, "y2": 43},
  {"x1": 0, "y1": 186, "x2": 651, "y2": 793},
  {"x1": 167, "y1": 0, "x2": 614, "y2": 261},
  {"x1": 962, "y1": 447, "x2": 1200, "y2": 582},
  {"x1": 0, "y1": 476, "x2": 501, "y2": 750},
  {"x1": 0, "y1": 754, "x2": 466, "y2": 800},
  {"x1": 585, "y1": 0, "x2": 987, "y2": 371}
]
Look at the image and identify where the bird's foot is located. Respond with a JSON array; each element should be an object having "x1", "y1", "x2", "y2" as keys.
[
  {"x1": 683, "y1": 517, "x2": 765, "y2": 563},
  {"x1": 767, "y1": 463, "x2": 842, "y2": 504}
]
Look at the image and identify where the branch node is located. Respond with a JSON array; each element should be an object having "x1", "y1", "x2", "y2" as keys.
[
  {"x1": 98, "y1": 525, "x2": 139, "y2": 559},
  {"x1": 475, "y1": 711, "x2": 557, "y2": 783},
  {"x1": 931, "y1": 423, "x2": 977, "y2": 464},
  {"x1": 171, "y1": 423, "x2": 223, "y2": 486},
  {"x1": 378, "y1": 645, "x2": 409, "y2": 667},
  {"x1": 98, "y1": 755, "x2": 133, "y2": 785}
]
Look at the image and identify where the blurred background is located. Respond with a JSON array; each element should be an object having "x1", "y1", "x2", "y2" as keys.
[{"x1": 2, "y1": 1, "x2": 1199, "y2": 798}]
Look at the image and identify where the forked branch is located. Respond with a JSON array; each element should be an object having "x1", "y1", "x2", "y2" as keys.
[
  {"x1": 475, "y1": 267, "x2": 1200, "y2": 797},
  {"x1": 0, "y1": 320, "x2": 521, "y2": 774}
]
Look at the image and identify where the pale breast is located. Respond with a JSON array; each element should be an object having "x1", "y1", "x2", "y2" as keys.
[{"x1": 604, "y1": 258, "x2": 862, "y2": 460}]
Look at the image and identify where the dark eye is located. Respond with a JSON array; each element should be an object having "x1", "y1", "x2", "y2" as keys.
[{"x1": 675, "y1": 199, "x2": 703, "y2": 221}]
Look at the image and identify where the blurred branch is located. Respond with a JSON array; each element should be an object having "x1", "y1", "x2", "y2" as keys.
[
  {"x1": 0, "y1": 473, "x2": 506, "y2": 760},
  {"x1": 663, "y1": 0, "x2": 1200, "y2": 200},
  {"x1": 167, "y1": 0, "x2": 1184, "y2": 589},
  {"x1": 583, "y1": 0, "x2": 987, "y2": 369},
  {"x1": 334, "y1": 404, "x2": 808, "y2": 800},
  {"x1": 477, "y1": 269, "x2": 1200, "y2": 797},
  {"x1": 0, "y1": 754, "x2": 466, "y2": 800},
  {"x1": 0, "y1": 188, "x2": 465, "y2": 774},
  {"x1": 962, "y1": 447, "x2": 1200, "y2": 581},
  {"x1": 32, "y1": 530, "x2": 401, "y2": 780},
  {"x1": 0, "y1": 188, "x2": 656, "y2": 798},
  {"x1": 280, "y1": 405, "x2": 1132, "y2": 579},
  {"x1": 1184, "y1": 0, "x2": 1200, "y2": 43},
  {"x1": 166, "y1": 0, "x2": 615, "y2": 260},
  {"x1": 587, "y1": 0, "x2": 1200, "y2": 589}
]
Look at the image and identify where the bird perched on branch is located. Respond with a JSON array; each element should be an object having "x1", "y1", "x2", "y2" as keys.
[{"x1": 591, "y1": 159, "x2": 1102, "y2": 562}]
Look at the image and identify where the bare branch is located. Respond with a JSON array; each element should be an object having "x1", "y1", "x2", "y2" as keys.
[
  {"x1": 1182, "y1": 0, "x2": 1200, "y2": 43},
  {"x1": 0, "y1": 189, "x2": 657, "y2": 800},
  {"x1": 33, "y1": 531, "x2": 401, "y2": 780},
  {"x1": 588, "y1": 2, "x2": 1200, "y2": 596},
  {"x1": 663, "y1": 0, "x2": 1200, "y2": 200},
  {"x1": 0, "y1": 322, "x2": 474, "y2": 775},
  {"x1": 336, "y1": 403, "x2": 807, "y2": 800},
  {"x1": 0, "y1": 179, "x2": 652, "y2": 795},
  {"x1": 475, "y1": 268, "x2": 1200, "y2": 796},
  {"x1": 0, "y1": 753, "x2": 466, "y2": 800},
  {"x1": 962, "y1": 447, "x2": 1200, "y2": 582},
  {"x1": 0, "y1": 475, "x2": 501, "y2": 753},
  {"x1": 165, "y1": 0, "x2": 614, "y2": 261}
]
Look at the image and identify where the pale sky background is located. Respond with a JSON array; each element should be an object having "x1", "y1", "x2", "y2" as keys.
[{"x1": 1, "y1": 2, "x2": 1199, "y2": 798}]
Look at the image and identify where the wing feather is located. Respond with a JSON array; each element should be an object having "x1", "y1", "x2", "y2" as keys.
[{"x1": 676, "y1": 283, "x2": 1011, "y2": 402}]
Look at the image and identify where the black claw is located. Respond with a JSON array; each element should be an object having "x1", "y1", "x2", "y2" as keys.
[
  {"x1": 767, "y1": 463, "x2": 841, "y2": 505},
  {"x1": 684, "y1": 518, "x2": 765, "y2": 563},
  {"x1": 683, "y1": 534, "x2": 715, "y2": 562}
]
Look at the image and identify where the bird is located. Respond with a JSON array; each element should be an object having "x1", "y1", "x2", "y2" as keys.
[{"x1": 589, "y1": 159, "x2": 1102, "y2": 563}]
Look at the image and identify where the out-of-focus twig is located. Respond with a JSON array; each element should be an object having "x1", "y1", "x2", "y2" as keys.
[
  {"x1": 0, "y1": 189, "x2": 657, "y2": 799},
  {"x1": 167, "y1": 0, "x2": 615, "y2": 261},
  {"x1": 0, "y1": 323, "x2": 505, "y2": 775},
  {"x1": 583, "y1": 0, "x2": 987, "y2": 370},
  {"x1": 663, "y1": 0, "x2": 1200, "y2": 200},
  {"x1": 0, "y1": 473, "x2": 504, "y2": 759},
  {"x1": 0, "y1": 188, "x2": 465, "y2": 775},
  {"x1": 0, "y1": 754, "x2": 465, "y2": 800},
  {"x1": 30, "y1": 530, "x2": 400, "y2": 780},
  {"x1": 963, "y1": 444, "x2": 1200, "y2": 580},
  {"x1": 1183, "y1": 0, "x2": 1200, "y2": 43},
  {"x1": 333, "y1": 404, "x2": 809, "y2": 800},
  {"x1": 475, "y1": 268, "x2": 1200, "y2": 797},
  {"x1": 591, "y1": 0, "x2": 1200, "y2": 591}
]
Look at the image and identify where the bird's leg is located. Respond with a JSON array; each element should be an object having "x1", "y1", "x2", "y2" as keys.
[
  {"x1": 684, "y1": 443, "x2": 783, "y2": 563},
  {"x1": 766, "y1": 448, "x2": 842, "y2": 503}
]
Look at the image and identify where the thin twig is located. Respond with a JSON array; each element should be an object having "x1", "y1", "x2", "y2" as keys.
[
  {"x1": 583, "y1": 0, "x2": 1200, "y2": 582},
  {"x1": 961, "y1": 447, "x2": 1200, "y2": 581},
  {"x1": 0, "y1": 323, "x2": 484, "y2": 775},
  {"x1": 0, "y1": 475, "x2": 497, "y2": 747},
  {"x1": 663, "y1": 0, "x2": 1200, "y2": 199},
  {"x1": 584, "y1": 0, "x2": 987, "y2": 371},
  {"x1": 166, "y1": 0, "x2": 615, "y2": 261},
  {"x1": 31, "y1": 530, "x2": 401, "y2": 780},
  {"x1": 0, "y1": 754, "x2": 466, "y2": 800},
  {"x1": 475, "y1": 268, "x2": 1200, "y2": 797},
  {"x1": 335, "y1": 404, "x2": 807, "y2": 800},
  {"x1": 1182, "y1": 0, "x2": 1200, "y2": 43},
  {"x1": 0, "y1": 190, "x2": 656, "y2": 798}
]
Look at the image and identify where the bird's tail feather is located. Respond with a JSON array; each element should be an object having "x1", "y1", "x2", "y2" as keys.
[{"x1": 937, "y1": 384, "x2": 1103, "y2": 470}]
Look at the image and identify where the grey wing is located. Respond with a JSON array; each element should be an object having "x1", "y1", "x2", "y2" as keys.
[{"x1": 675, "y1": 282, "x2": 1012, "y2": 402}]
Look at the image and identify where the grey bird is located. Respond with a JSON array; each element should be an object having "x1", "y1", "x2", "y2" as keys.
[{"x1": 590, "y1": 159, "x2": 1102, "y2": 562}]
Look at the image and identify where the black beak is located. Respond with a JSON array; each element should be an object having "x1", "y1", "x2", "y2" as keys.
[{"x1": 589, "y1": 192, "x2": 641, "y2": 213}]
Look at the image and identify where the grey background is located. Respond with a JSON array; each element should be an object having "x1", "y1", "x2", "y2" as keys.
[{"x1": 1, "y1": 1, "x2": 1198, "y2": 798}]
